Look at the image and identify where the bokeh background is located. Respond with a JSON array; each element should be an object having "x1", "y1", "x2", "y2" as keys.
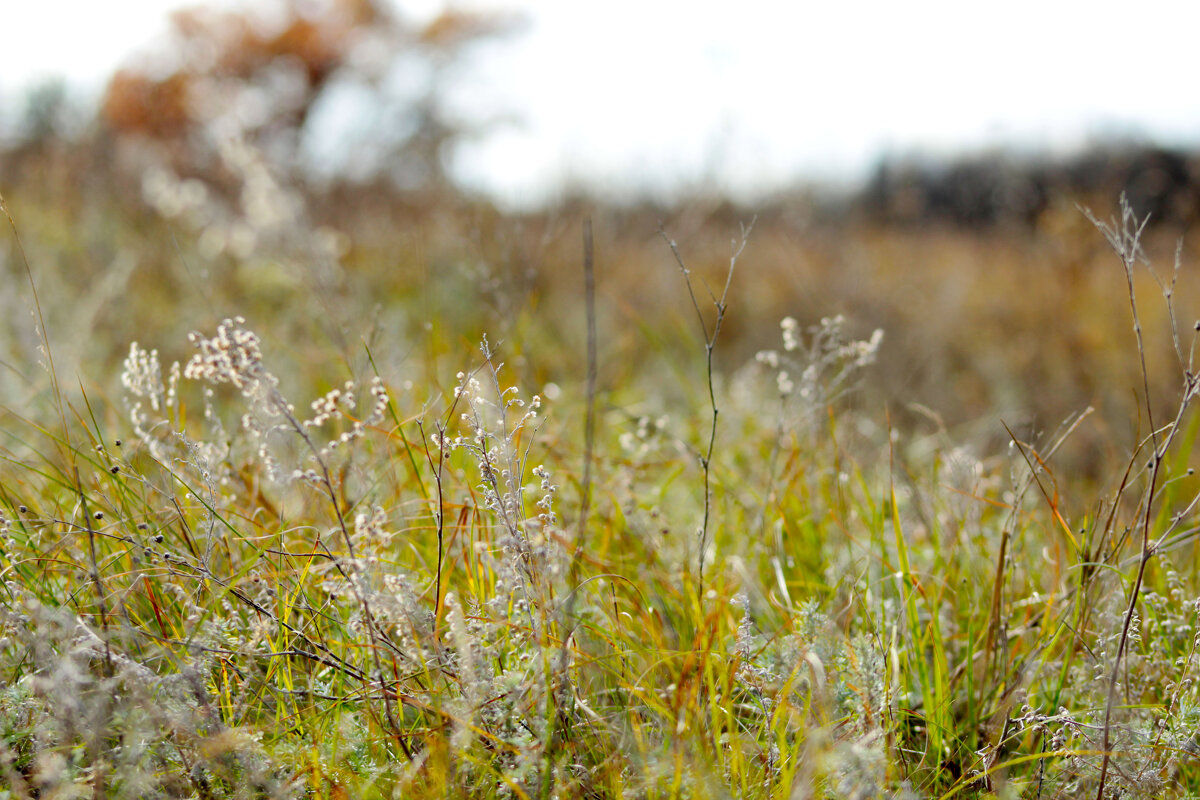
[{"x1": 5, "y1": 0, "x2": 1200, "y2": 474}]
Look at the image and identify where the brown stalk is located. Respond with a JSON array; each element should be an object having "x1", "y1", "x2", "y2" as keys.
[
  {"x1": 659, "y1": 219, "x2": 753, "y2": 600},
  {"x1": 1084, "y1": 198, "x2": 1200, "y2": 799}
]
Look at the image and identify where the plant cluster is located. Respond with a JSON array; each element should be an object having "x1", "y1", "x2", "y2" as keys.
[{"x1": 2, "y1": 161, "x2": 1200, "y2": 800}]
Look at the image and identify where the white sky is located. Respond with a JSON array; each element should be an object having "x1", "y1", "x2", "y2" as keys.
[{"x1": 4, "y1": 0, "x2": 1200, "y2": 208}]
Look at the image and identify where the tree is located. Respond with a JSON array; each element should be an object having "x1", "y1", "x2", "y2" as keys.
[{"x1": 100, "y1": 0, "x2": 513, "y2": 192}]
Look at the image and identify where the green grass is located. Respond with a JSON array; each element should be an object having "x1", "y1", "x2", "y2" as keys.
[{"x1": 2, "y1": 161, "x2": 1200, "y2": 799}]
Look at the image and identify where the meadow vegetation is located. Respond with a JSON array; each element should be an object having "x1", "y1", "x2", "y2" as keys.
[{"x1": 3, "y1": 130, "x2": 1200, "y2": 800}]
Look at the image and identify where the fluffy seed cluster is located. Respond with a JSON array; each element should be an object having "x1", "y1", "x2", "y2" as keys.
[
  {"x1": 184, "y1": 316, "x2": 275, "y2": 395},
  {"x1": 121, "y1": 319, "x2": 390, "y2": 491},
  {"x1": 755, "y1": 314, "x2": 884, "y2": 410}
]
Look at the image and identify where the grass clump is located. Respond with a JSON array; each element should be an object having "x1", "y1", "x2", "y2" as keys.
[{"x1": 2, "y1": 162, "x2": 1200, "y2": 800}]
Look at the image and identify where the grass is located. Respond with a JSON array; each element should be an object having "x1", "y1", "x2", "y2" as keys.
[{"x1": 1, "y1": 140, "x2": 1200, "y2": 799}]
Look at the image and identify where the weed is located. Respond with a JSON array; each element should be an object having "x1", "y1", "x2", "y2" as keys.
[{"x1": 4, "y1": 156, "x2": 1200, "y2": 799}]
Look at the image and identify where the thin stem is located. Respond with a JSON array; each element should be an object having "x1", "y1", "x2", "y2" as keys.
[
  {"x1": 1, "y1": 192, "x2": 69, "y2": 453},
  {"x1": 577, "y1": 217, "x2": 597, "y2": 553},
  {"x1": 1082, "y1": 197, "x2": 1198, "y2": 799},
  {"x1": 659, "y1": 219, "x2": 753, "y2": 600}
]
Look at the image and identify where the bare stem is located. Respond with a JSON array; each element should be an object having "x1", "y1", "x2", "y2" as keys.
[
  {"x1": 1083, "y1": 197, "x2": 1200, "y2": 799},
  {"x1": 418, "y1": 365, "x2": 477, "y2": 621},
  {"x1": 577, "y1": 217, "x2": 597, "y2": 556},
  {"x1": 659, "y1": 219, "x2": 754, "y2": 600}
]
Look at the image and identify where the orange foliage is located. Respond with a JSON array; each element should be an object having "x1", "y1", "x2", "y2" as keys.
[
  {"x1": 98, "y1": 0, "x2": 513, "y2": 193},
  {"x1": 102, "y1": 71, "x2": 193, "y2": 140},
  {"x1": 100, "y1": 0, "x2": 390, "y2": 143}
]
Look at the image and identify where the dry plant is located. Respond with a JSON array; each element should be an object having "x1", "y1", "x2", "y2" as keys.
[
  {"x1": 6, "y1": 136, "x2": 1200, "y2": 799},
  {"x1": 660, "y1": 219, "x2": 753, "y2": 600}
]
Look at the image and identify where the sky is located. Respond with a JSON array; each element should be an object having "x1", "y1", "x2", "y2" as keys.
[{"x1": 4, "y1": 0, "x2": 1200, "y2": 209}]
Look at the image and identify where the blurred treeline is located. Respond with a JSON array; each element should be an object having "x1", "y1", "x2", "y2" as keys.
[{"x1": 4, "y1": 0, "x2": 1200, "y2": 477}]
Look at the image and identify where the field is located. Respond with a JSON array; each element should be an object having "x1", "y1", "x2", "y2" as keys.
[{"x1": 2, "y1": 140, "x2": 1200, "y2": 799}]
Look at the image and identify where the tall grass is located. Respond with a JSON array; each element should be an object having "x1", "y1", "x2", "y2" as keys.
[{"x1": 1, "y1": 148, "x2": 1200, "y2": 799}]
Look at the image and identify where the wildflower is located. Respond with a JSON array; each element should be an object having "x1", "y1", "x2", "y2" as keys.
[
  {"x1": 184, "y1": 317, "x2": 275, "y2": 395},
  {"x1": 756, "y1": 349, "x2": 780, "y2": 369},
  {"x1": 781, "y1": 316, "x2": 800, "y2": 351},
  {"x1": 121, "y1": 343, "x2": 165, "y2": 411}
]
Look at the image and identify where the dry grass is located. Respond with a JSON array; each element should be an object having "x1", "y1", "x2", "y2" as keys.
[{"x1": 1, "y1": 143, "x2": 1200, "y2": 798}]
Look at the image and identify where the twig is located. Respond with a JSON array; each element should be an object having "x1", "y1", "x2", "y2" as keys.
[
  {"x1": 417, "y1": 364, "x2": 478, "y2": 621},
  {"x1": 577, "y1": 217, "x2": 597, "y2": 554},
  {"x1": 659, "y1": 218, "x2": 754, "y2": 600},
  {"x1": 1082, "y1": 197, "x2": 1200, "y2": 799}
]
